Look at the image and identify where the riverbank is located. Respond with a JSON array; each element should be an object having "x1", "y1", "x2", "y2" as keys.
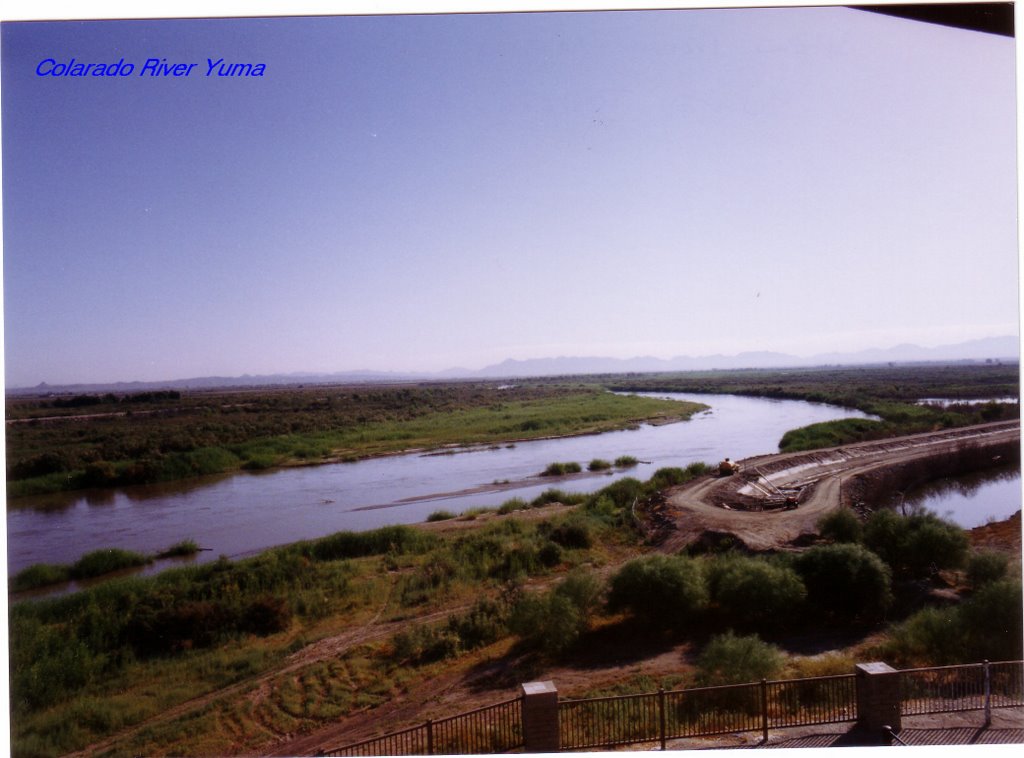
[
  {"x1": 5, "y1": 385, "x2": 704, "y2": 498},
  {"x1": 21, "y1": 471, "x2": 1019, "y2": 758}
]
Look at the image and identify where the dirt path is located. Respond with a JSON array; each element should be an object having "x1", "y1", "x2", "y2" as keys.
[
  {"x1": 63, "y1": 423, "x2": 1020, "y2": 757},
  {"x1": 659, "y1": 421, "x2": 1019, "y2": 553}
]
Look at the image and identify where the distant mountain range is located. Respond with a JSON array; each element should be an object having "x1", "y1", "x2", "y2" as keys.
[{"x1": 8, "y1": 335, "x2": 1019, "y2": 395}]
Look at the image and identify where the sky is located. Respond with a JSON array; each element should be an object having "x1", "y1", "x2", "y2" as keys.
[{"x1": 0, "y1": 2, "x2": 1019, "y2": 387}]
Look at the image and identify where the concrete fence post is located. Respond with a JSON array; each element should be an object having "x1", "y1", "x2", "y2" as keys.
[
  {"x1": 521, "y1": 681, "x2": 560, "y2": 752},
  {"x1": 984, "y1": 660, "x2": 992, "y2": 726},
  {"x1": 855, "y1": 662, "x2": 902, "y2": 740}
]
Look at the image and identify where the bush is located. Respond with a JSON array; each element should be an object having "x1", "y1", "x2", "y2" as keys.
[
  {"x1": 530, "y1": 489, "x2": 586, "y2": 507},
  {"x1": 156, "y1": 539, "x2": 200, "y2": 558},
  {"x1": 959, "y1": 579, "x2": 1024, "y2": 662},
  {"x1": 426, "y1": 510, "x2": 456, "y2": 522},
  {"x1": 70, "y1": 549, "x2": 151, "y2": 580},
  {"x1": 392, "y1": 624, "x2": 461, "y2": 664},
  {"x1": 614, "y1": 456, "x2": 639, "y2": 468},
  {"x1": 884, "y1": 580, "x2": 1023, "y2": 665},
  {"x1": 10, "y1": 563, "x2": 72, "y2": 592},
  {"x1": 590, "y1": 477, "x2": 644, "y2": 510},
  {"x1": 588, "y1": 459, "x2": 612, "y2": 471},
  {"x1": 863, "y1": 509, "x2": 968, "y2": 579},
  {"x1": 965, "y1": 550, "x2": 1009, "y2": 589},
  {"x1": 607, "y1": 555, "x2": 708, "y2": 629},
  {"x1": 817, "y1": 508, "x2": 863, "y2": 543},
  {"x1": 548, "y1": 520, "x2": 592, "y2": 549},
  {"x1": 447, "y1": 598, "x2": 509, "y2": 650},
  {"x1": 497, "y1": 497, "x2": 529, "y2": 514},
  {"x1": 509, "y1": 571, "x2": 601, "y2": 656},
  {"x1": 694, "y1": 632, "x2": 785, "y2": 686},
  {"x1": 707, "y1": 555, "x2": 805, "y2": 631},
  {"x1": 304, "y1": 525, "x2": 435, "y2": 561},
  {"x1": 541, "y1": 461, "x2": 582, "y2": 476},
  {"x1": 648, "y1": 467, "x2": 689, "y2": 490},
  {"x1": 793, "y1": 543, "x2": 892, "y2": 624}
]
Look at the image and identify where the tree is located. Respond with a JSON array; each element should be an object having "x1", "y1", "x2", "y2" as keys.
[
  {"x1": 607, "y1": 554, "x2": 708, "y2": 630},
  {"x1": 863, "y1": 509, "x2": 968, "y2": 578},
  {"x1": 707, "y1": 554, "x2": 806, "y2": 631},
  {"x1": 794, "y1": 543, "x2": 892, "y2": 624}
]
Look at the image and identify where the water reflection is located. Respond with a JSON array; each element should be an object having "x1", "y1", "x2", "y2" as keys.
[
  {"x1": 903, "y1": 464, "x2": 1021, "y2": 528},
  {"x1": 4, "y1": 393, "x2": 874, "y2": 574}
]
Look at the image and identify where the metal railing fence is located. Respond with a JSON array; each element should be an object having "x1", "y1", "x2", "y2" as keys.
[
  {"x1": 318, "y1": 696, "x2": 523, "y2": 756},
  {"x1": 319, "y1": 660, "x2": 1023, "y2": 755},
  {"x1": 560, "y1": 674, "x2": 858, "y2": 750},
  {"x1": 901, "y1": 660, "x2": 1024, "y2": 718}
]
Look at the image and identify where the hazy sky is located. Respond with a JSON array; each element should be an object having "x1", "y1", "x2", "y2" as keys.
[{"x1": 1, "y1": 3, "x2": 1018, "y2": 386}]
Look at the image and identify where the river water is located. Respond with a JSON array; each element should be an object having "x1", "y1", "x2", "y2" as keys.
[
  {"x1": 6, "y1": 392, "x2": 873, "y2": 575},
  {"x1": 902, "y1": 465, "x2": 1021, "y2": 529}
]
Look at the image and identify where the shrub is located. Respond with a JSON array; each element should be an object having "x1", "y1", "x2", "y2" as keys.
[
  {"x1": 537, "y1": 542, "x2": 563, "y2": 568},
  {"x1": 509, "y1": 571, "x2": 601, "y2": 656},
  {"x1": 156, "y1": 539, "x2": 200, "y2": 558},
  {"x1": 863, "y1": 509, "x2": 968, "y2": 579},
  {"x1": 707, "y1": 554, "x2": 806, "y2": 631},
  {"x1": 426, "y1": 510, "x2": 456, "y2": 522},
  {"x1": 817, "y1": 508, "x2": 863, "y2": 543},
  {"x1": 447, "y1": 598, "x2": 509, "y2": 650},
  {"x1": 884, "y1": 580, "x2": 1023, "y2": 665},
  {"x1": 10, "y1": 563, "x2": 72, "y2": 592},
  {"x1": 497, "y1": 497, "x2": 528, "y2": 514},
  {"x1": 614, "y1": 456, "x2": 639, "y2": 468},
  {"x1": 648, "y1": 466, "x2": 692, "y2": 490},
  {"x1": 590, "y1": 477, "x2": 644, "y2": 510},
  {"x1": 70, "y1": 549, "x2": 151, "y2": 580},
  {"x1": 793, "y1": 543, "x2": 892, "y2": 624},
  {"x1": 965, "y1": 550, "x2": 1010, "y2": 589},
  {"x1": 607, "y1": 554, "x2": 708, "y2": 629},
  {"x1": 510, "y1": 593, "x2": 582, "y2": 656},
  {"x1": 588, "y1": 459, "x2": 612, "y2": 471},
  {"x1": 305, "y1": 525, "x2": 435, "y2": 562},
  {"x1": 553, "y1": 569, "x2": 603, "y2": 619},
  {"x1": 959, "y1": 579, "x2": 1024, "y2": 662},
  {"x1": 541, "y1": 461, "x2": 582, "y2": 476},
  {"x1": 548, "y1": 520, "x2": 593, "y2": 549},
  {"x1": 694, "y1": 631, "x2": 785, "y2": 686},
  {"x1": 392, "y1": 624, "x2": 461, "y2": 664},
  {"x1": 530, "y1": 489, "x2": 586, "y2": 507},
  {"x1": 241, "y1": 596, "x2": 292, "y2": 635}
]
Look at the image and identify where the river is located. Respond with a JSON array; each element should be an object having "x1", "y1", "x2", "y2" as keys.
[
  {"x1": 901, "y1": 464, "x2": 1021, "y2": 529},
  {"x1": 6, "y1": 392, "x2": 875, "y2": 576}
]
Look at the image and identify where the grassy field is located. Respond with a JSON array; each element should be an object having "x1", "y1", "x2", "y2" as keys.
[
  {"x1": 5, "y1": 384, "x2": 703, "y2": 497},
  {"x1": 8, "y1": 462, "x2": 1021, "y2": 757}
]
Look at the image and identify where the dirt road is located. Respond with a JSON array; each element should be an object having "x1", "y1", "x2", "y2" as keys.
[{"x1": 658, "y1": 420, "x2": 1019, "y2": 553}]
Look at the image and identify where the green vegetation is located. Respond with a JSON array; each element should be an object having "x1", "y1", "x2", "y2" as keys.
[
  {"x1": 792, "y1": 543, "x2": 893, "y2": 625},
  {"x1": 706, "y1": 554, "x2": 806, "y2": 632},
  {"x1": 607, "y1": 555, "x2": 709, "y2": 629},
  {"x1": 614, "y1": 455, "x2": 639, "y2": 467},
  {"x1": 541, "y1": 461, "x2": 582, "y2": 476},
  {"x1": 156, "y1": 539, "x2": 201, "y2": 559},
  {"x1": 817, "y1": 507, "x2": 864, "y2": 543},
  {"x1": 694, "y1": 631, "x2": 786, "y2": 686},
  {"x1": 862, "y1": 509, "x2": 969, "y2": 579},
  {"x1": 426, "y1": 510, "x2": 457, "y2": 522},
  {"x1": 8, "y1": 408, "x2": 1021, "y2": 757},
  {"x1": 605, "y1": 362, "x2": 1018, "y2": 451},
  {"x1": 965, "y1": 549, "x2": 1010, "y2": 589},
  {"x1": 509, "y1": 571, "x2": 602, "y2": 656},
  {"x1": 881, "y1": 580, "x2": 1024, "y2": 666},
  {"x1": 6, "y1": 384, "x2": 704, "y2": 497},
  {"x1": 587, "y1": 458, "x2": 612, "y2": 471}
]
